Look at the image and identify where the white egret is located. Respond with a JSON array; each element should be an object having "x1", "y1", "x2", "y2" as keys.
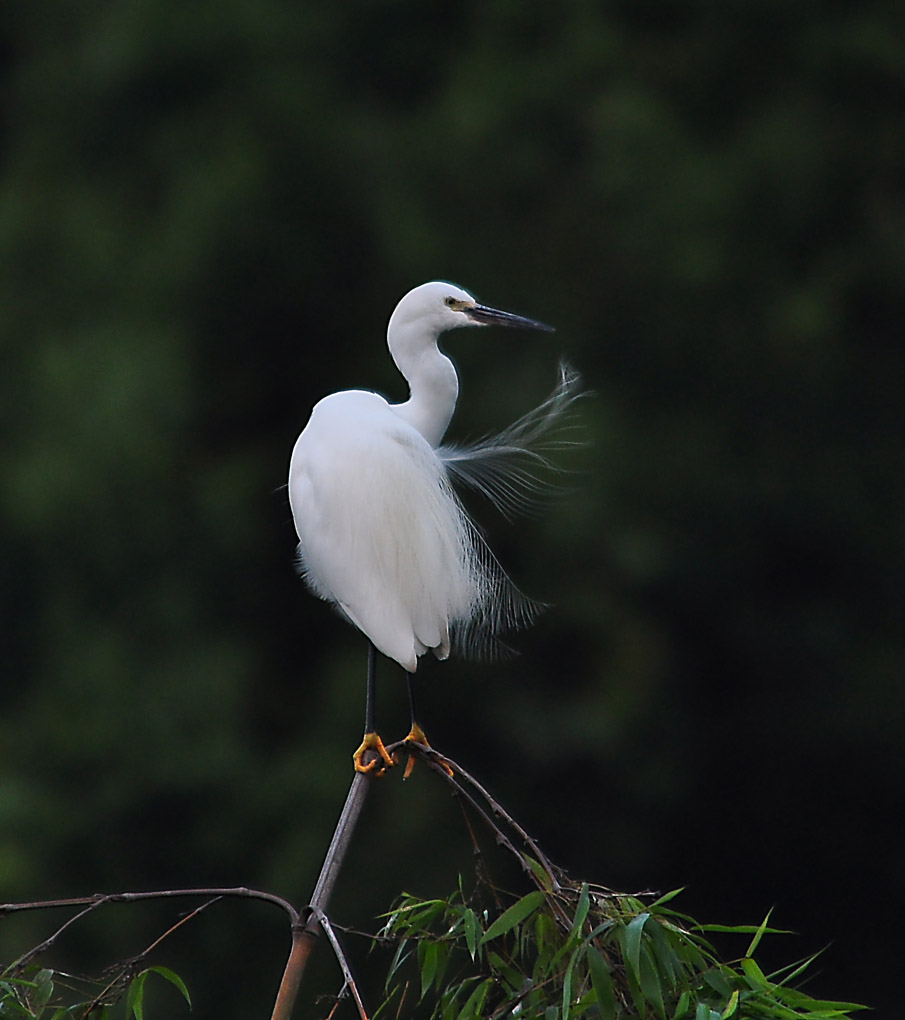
[{"x1": 288, "y1": 281, "x2": 580, "y2": 774}]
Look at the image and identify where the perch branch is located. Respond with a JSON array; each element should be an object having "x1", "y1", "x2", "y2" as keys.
[{"x1": 270, "y1": 768, "x2": 375, "y2": 1020}]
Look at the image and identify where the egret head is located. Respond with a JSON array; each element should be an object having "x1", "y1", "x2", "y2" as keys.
[{"x1": 388, "y1": 281, "x2": 555, "y2": 341}]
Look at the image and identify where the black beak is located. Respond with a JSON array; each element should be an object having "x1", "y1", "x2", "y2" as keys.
[{"x1": 465, "y1": 303, "x2": 555, "y2": 333}]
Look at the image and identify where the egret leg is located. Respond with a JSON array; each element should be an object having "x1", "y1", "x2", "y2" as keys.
[
  {"x1": 352, "y1": 643, "x2": 394, "y2": 774},
  {"x1": 403, "y1": 671, "x2": 453, "y2": 778}
]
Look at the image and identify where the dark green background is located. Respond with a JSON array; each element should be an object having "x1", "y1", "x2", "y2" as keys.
[{"x1": 2, "y1": 1, "x2": 903, "y2": 1016}]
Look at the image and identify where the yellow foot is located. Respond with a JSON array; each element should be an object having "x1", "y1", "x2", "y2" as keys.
[
  {"x1": 353, "y1": 731, "x2": 395, "y2": 775},
  {"x1": 403, "y1": 723, "x2": 454, "y2": 779}
]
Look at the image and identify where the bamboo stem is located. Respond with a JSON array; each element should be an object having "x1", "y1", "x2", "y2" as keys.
[{"x1": 269, "y1": 770, "x2": 373, "y2": 1020}]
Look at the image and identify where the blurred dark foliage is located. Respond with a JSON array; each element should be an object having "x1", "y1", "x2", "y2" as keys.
[{"x1": 1, "y1": 0, "x2": 903, "y2": 1015}]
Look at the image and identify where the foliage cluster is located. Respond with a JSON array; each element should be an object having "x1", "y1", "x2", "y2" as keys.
[
  {"x1": 0, "y1": 963, "x2": 189, "y2": 1020},
  {"x1": 377, "y1": 881, "x2": 863, "y2": 1020}
]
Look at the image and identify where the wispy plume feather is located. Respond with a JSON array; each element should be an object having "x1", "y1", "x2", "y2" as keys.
[
  {"x1": 440, "y1": 364, "x2": 586, "y2": 661},
  {"x1": 439, "y1": 363, "x2": 584, "y2": 520}
]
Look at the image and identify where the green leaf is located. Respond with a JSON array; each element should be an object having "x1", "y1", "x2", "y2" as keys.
[
  {"x1": 569, "y1": 885, "x2": 591, "y2": 943},
  {"x1": 774, "y1": 950, "x2": 822, "y2": 987},
  {"x1": 535, "y1": 910, "x2": 558, "y2": 964},
  {"x1": 419, "y1": 940, "x2": 439, "y2": 1000},
  {"x1": 1, "y1": 994, "x2": 36, "y2": 1019},
  {"x1": 740, "y1": 957, "x2": 769, "y2": 991},
  {"x1": 481, "y1": 891, "x2": 546, "y2": 943},
  {"x1": 562, "y1": 948, "x2": 576, "y2": 1020},
  {"x1": 647, "y1": 917, "x2": 680, "y2": 993},
  {"x1": 587, "y1": 945, "x2": 616, "y2": 1020},
  {"x1": 464, "y1": 908, "x2": 480, "y2": 961},
  {"x1": 384, "y1": 896, "x2": 445, "y2": 918},
  {"x1": 34, "y1": 969, "x2": 54, "y2": 1007},
  {"x1": 649, "y1": 888, "x2": 686, "y2": 910},
  {"x1": 640, "y1": 943, "x2": 667, "y2": 1020},
  {"x1": 718, "y1": 989, "x2": 739, "y2": 1018},
  {"x1": 523, "y1": 854, "x2": 555, "y2": 893},
  {"x1": 457, "y1": 977, "x2": 492, "y2": 1020},
  {"x1": 487, "y1": 951, "x2": 527, "y2": 993},
  {"x1": 624, "y1": 911, "x2": 650, "y2": 983},
  {"x1": 126, "y1": 971, "x2": 149, "y2": 1020},
  {"x1": 701, "y1": 966, "x2": 732, "y2": 999},
  {"x1": 672, "y1": 990, "x2": 691, "y2": 1020},
  {"x1": 144, "y1": 966, "x2": 191, "y2": 1008},
  {"x1": 744, "y1": 909, "x2": 774, "y2": 958},
  {"x1": 695, "y1": 923, "x2": 788, "y2": 936}
]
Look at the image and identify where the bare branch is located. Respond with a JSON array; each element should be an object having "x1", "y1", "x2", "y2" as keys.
[
  {"x1": 0, "y1": 886, "x2": 299, "y2": 924},
  {"x1": 13, "y1": 898, "x2": 106, "y2": 968},
  {"x1": 270, "y1": 768, "x2": 376, "y2": 1020},
  {"x1": 312, "y1": 907, "x2": 369, "y2": 1020}
]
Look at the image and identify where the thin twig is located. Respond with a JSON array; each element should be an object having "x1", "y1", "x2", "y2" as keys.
[
  {"x1": 454, "y1": 789, "x2": 505, "y2": 912},
  {"x1": 77, "y1": 897, "x2": 222, "y2": 1018},
  {"x1": 0, "y1": 886, "x2": 299, "y2": 924},
  {"x1": 312, "y1": 907, "x2": 369, "y2": 1020},
  {"x1": 13, "y1": 899, "x2": 106, "y2": 968},
  {"x1": 128, "y1": 896, "x2": 221, "y2": 960}
]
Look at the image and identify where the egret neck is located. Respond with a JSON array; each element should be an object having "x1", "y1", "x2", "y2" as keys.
[{"x1": 387, "y1": 317, "x2": 460, "y2": 447}]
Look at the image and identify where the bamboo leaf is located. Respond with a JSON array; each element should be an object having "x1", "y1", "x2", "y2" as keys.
[
  {"x1": 34, "y1": 969, "x2": 54, "y2": 1003},
  {"x1": 481, "y1": 891, "x2": 546, "y2": 943},
  {"x1": 420, "y1": 940, "x2": 439, "y2": 1000},
  {"x1": 386, "y1": 938, "x2": 411, "y2": 990},
  {"x1": 523, "y1": 854, "x2": 555, "y2": 893},
  {"x1": 464, "y1": 908, "x2": 480, "y2": 961},
  {"x1": 744, "y1": 909, "x2": 774, "y2": 958},
  {"x1": 587, "y1": 945, "x2": 616, "y2": 1020},
  {"x1": 774, "y1": 951, "x2": 823, "y2": 987},
  {"x1": 1, "y1": 995, "x2": 35, "y2": 1019},
  {"x1": 569, "y1": 884, "x2": 590, "y2": 943},
  {"x1": 562, "y1": 948, "x2": 576, "y2": 1020},
  {"x1": 144, "y1": 966, "x2": 192, "y2": 1008},
  {"x1": 126, "y1": 971, "x2": 148, "y2": 1020},
  {"x1": 701, "y1": 966, "x2": 732, "y2": 998},
  {"x1": 740, "y1": 957, "x2": 769, "y2": 991},
  {"x1": 718, "y1": 989, "x2": 739, "y2": 1018},
  {"x1": 640, "y1": 943, "x2": 667, "y2": 1020},
  {"x1": 457, "y1": 977, "x2": 493, "y2": 1020},
  {"x1": 648, "y1": 888, "x2": 686, "y2": 910},
  {"x1": 647, "y1": 917, "x2": 680, "y2": 993},
  {"x1": 695, "y1": 923, "x2": 788, "y2": 936},
  {"x1": 488, "y1": 951, "x2": 527, "y2": 993},
  {"x1": 672, "y1": 990, "x2": 691, "y2": 1019},
  {"x1": 624, "y1": 911, "x2": 650, "y2": 983}
]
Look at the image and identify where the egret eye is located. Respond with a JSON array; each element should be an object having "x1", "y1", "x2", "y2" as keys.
[{"x1": 445, "y1": 296, "x2": 459, "y2": 308}]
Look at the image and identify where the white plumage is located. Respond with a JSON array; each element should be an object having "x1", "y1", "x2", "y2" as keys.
[{"x1": 288, "y1": 281, "x2": 579, "y2": 675}]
